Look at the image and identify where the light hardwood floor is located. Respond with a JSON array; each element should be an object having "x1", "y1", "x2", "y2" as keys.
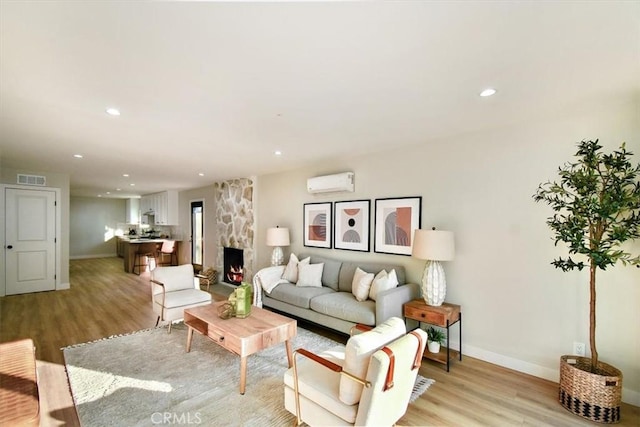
[{"x1": 1, "y1": 257, "x2": 638, "y2": 426}]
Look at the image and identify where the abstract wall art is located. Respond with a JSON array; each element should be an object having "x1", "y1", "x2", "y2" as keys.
[
  {"x1": 374, "y1": 196, "x2": 422, "y2": 255},
  {"x1": 303, "y1": 202, "x2": 332, "y2": 248},
  {"x1": 334, "y1": 200, "x2": 370, "y2": 252}
]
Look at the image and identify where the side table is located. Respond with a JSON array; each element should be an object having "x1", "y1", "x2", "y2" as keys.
[{"x1": 403, "y1": 299, "x2": 462, "y2": 372}]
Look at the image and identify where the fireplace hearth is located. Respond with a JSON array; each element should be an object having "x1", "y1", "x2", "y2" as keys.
[{"x1": 223, "y1": 247, "x2": 244, "y2": 286}]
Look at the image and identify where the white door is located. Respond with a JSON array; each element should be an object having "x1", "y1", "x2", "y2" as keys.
[{"x1": 5, "y1": 188, "x2": 56, "y2": 294}]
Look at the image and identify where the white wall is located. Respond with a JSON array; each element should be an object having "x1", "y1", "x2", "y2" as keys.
[
  {"x1": 256, "y1": 96, "x2": 640, "y2": 404},
  {"x1": 69, "y1": 196, "x2": 125, "y2": 258}
]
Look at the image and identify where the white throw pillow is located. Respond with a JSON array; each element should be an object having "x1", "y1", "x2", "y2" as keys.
[
  {"x1": 339, "y1": 317, "x2": 406, "y2": 405},
  {"x1": 281, "y1": 254, "x2": 310, "y2": 283},
  {"x1": 351, "y1": 267, "x2": 374, "y2": 302},
  {"x1": 296, "y1": 263, "x2": 324, "y2": 287},
  {"x1": 369, "y1": 269, "x2": 399, "y2": 301}
]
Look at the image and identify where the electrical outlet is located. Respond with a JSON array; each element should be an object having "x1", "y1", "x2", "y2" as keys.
[{"x1": 573, "y1": 342, "x2": 586, "y2": 356}]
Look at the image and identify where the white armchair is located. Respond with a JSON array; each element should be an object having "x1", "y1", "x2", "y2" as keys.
[
  {"x1": 284, "y1": 317, "x2": 427, "y2": 426},
  {"x1": 150, "y1": 264, "x2": 212, "y2": 333}
]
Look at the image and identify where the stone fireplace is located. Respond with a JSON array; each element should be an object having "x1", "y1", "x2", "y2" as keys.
[
  {"x1": 223, "y1": 247, "x2": 244, "y2": 286},
  {"x1": 215, "y1": 178, "x2": 255, "y2": 282}
]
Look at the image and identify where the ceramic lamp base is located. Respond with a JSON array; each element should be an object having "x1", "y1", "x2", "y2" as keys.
[
  {"x1": 271, "y1": 246, "x2": 284, "y2": 266},
  {"x1": 422, "y1": 260, "x2": 446, "y2": 306}
]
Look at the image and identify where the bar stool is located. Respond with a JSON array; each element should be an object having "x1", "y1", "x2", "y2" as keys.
[
  {"x1": 157, "y1": 240, "x2": 177, "y2": 266},
  {"x1": 133, "y1": 246, "x2": 157, "y2": 275}
]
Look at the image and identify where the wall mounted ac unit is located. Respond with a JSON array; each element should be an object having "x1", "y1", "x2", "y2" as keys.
[{"x1": 307, "y1": 172, "x2": 354, "y2": 194}]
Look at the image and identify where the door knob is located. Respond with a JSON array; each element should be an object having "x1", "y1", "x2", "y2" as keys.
[{"x1": 6, "y1": 245, "x2": 13, "y2": 249}]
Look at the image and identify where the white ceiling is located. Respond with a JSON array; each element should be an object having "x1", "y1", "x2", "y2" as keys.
[{"x1": 1, "y1": 1, "x2": 639, "y2": 198}]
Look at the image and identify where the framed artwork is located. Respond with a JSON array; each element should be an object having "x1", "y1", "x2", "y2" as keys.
[
  {"x1": 303, "y1": 202, "x2": 332, "y2": 248},
  {"x1": 334, "y1": 200, "x2": 371, "y2": 252},
  {"x1": 374, "y1": 196, "x2": 422, "y2": 255}
]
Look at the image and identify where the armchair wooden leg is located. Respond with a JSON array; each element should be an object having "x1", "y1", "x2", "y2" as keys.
[
  {"x1": 155, "y1": 316, "x2": 160, "y2": 327},
  {"x1": 293, "y1": 352, "x2": 303, "y2": 426},
  {"x1": 167, "y1": 321, "x2": 172, "y2": 334}
]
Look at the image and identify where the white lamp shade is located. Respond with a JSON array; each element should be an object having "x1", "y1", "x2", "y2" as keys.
[
  {"x1": 266, "y1": 227, "x2": 290, "y2": 247},
  {"x1": 411, "y1": 229, "x2": 454, "y2": 261}
]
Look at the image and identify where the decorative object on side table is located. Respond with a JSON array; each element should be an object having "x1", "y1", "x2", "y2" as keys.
[
  {"x1": 426, "y1": 326, "x2": 445, "y2": 353},
  {"x1": 222, "y1": 282, "x2": 253, "y2": 319},
  {"x1": 533, "y1": 139, "x2": 640, "y2": 424},
  {"x1": 266, "y1": 226, "x2": 290, "y2": 266},
  {"x1": 411, "y1": 227, "x2": 455, "y2": 306}
]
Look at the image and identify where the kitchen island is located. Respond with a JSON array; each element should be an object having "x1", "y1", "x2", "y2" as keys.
[{"x1": 118, "y1": 237, "x2": 181, "y2": 274}]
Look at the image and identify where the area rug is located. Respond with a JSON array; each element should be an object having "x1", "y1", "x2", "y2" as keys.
[{"x1": 63, "y1": 323, "x2": 434, "y2": 426}]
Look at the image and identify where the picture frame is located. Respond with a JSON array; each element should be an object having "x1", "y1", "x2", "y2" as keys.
[
  {"x1": 374, "y1": 196, "x2": 422, "y2": 255},
  {"x1": 334, "y1": 200, "x2": 371, "y2": 252},
  {"x1": 303, "y1": 202, "x2": 332, "y2": 248}
]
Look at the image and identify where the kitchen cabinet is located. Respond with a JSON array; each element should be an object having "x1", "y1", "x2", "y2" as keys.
[
  {"x1": 116, "y1": 237, "x2": 125, "y2": 257},
  {"x1": 125, "y1": 198, "x2": 140, "y2": 224},
  {"x1": 141, "y1": 190, "x2": 179, "y2": 225},
  {"x1": 140, "y1": 195, "x2": 152, "y2": 225}
]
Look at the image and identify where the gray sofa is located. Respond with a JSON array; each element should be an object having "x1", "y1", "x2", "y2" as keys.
[{"x1": 257, "y1": 254, "x2": 419, "y2": 335}]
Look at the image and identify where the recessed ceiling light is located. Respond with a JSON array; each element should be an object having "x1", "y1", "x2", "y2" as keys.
[
  {"x1": 116, "y1": 188, "x2": 121, "y2": 191},
  {"x1": 73, "y1": 154, "x2": 83, "y2": 158},
  {"x1": 106, "y1": 192, "x2": 111, "y2": 195},
  {"x1": 274, "y1": 150, "x2": 282, "y2": 156},
  {"x1": 198, "y1": 172, "x2": 205, "y2": 177},
  {"x1": 130, "y1": 183, "x2": 135, "y2": 186},
  {"x1": 97, "y1": 194, "x2": 102, "y2": 197},
  {"x1": 106, "y1": 107, "x2": 121, "y2": 116},
  {"x1": 480, "y1": 88, "x2": 497, "y2": 97},
  {"x1": 123, "y1": 173, "x2": 129, "y2": 177}
]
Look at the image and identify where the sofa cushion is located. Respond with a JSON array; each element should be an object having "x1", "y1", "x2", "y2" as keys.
[
  {"x1": 297, "y1": 263, "x2": 324, "y2": 287},
  {"x1": 310, "y1": 292, "x2": 375, "y2": 325},
  {"x1": 282, "y1": 254, "x2": 310, "y2": 283},
  {"x1": 369, "y1": 269, "x2": 399, "y2": 301},
  {"x1": 339, "y1": 317, "x2": 406, "y2": 405},
  {"x1": 338, "y1": 262, "x2": 406, "y2": 293},
  {"x1": 351, "y1": 267, "x2": 374, "y2": 302},
  {"x1": 303, "y1": 255, "x2": 342, "y2": 290},
  {"x1": 268, "y1": 282, "x2": 334, "y2": 309}
]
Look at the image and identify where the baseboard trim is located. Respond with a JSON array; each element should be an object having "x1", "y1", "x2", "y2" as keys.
[
  {"x1": 70, "y1": 254, "x2": 118, "y2": 260},
  {"x1": 459, "y1": 343, "x2": 639, "y2": 406}
]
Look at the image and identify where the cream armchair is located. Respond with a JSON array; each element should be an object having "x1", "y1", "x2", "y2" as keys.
[
  {"x1": 284, "y1": 317, "x2": 427, "y2": 426},
  {"x1": 150, "y1": 264, "x2": 212, "y2": 333}
]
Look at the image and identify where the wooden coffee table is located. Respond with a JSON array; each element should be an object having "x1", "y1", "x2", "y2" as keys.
[{"x1": 184, "y1": 301, "x2": 297, "y2": 394}]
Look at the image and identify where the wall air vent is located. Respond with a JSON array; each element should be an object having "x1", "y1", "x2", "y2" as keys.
[
  {"x1": 307, "y1": 172, "x2": 354, "y2": 194},
  {"x1": 17, "y1": 174, "x2": 46, "y2": 186}
]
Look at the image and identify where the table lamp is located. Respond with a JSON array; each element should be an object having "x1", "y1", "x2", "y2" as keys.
[
  {"x1": 266, "y1": 226, "x2": 290, "y2": 266},
  {"x1": 411, "y1": 228, "x2": 455, "y2": 306}
]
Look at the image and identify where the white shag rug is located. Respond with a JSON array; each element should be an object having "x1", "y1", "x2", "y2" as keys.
[{"x1": 63, "y1": 323, "x2": 434, "y2": 426}]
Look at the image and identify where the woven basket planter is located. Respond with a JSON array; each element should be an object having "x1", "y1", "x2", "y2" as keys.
[{"x1": 559, "y1": 355, "x2": 622, "y2": 423}]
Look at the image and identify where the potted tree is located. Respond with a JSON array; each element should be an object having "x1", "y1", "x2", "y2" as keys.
[
  {"x1": 533, "y1": 139, "x2": 640, "y2": 423},
  {"x1": 426, "y1": 326, "x2": 445, "y2": 353}
]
